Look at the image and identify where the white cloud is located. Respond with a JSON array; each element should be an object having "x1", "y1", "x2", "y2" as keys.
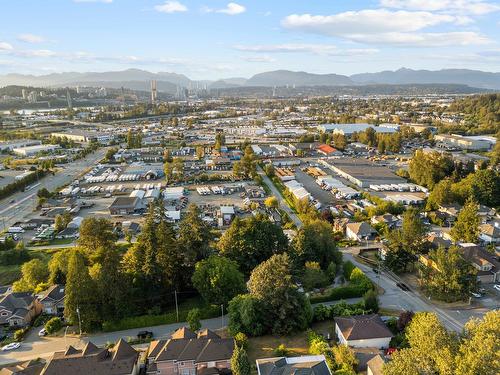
[
  {"x1": 204, "y1": 2, "x2": 246, "y2": 15},
  {"x1": 235, "y1": 43, "x2": 379, "y2": 56},
  {"x1": 0, "y1": 42, "x2": 14, "y2": 51},
  {"x1": 218, "y1": 3, "x2": 246, "y2": 15},
  {"x1": 17, "y1": 49, "x2": 57, "y2": 57},
  {"x1": 243, "y1": 56, "x2": 276, "y2": 63},
  {"x1": 155, "y1": 1, "x2": 188, "y2": 14},
  {"x1": 380, "y1": 0, "x2": 500, "y2": 16},
  {"x1": 281, "y1": 9, "x2": 491, "y2": 47},
  {"x1": 17, "y1": 34, "x2": 46, "y2": 44}
]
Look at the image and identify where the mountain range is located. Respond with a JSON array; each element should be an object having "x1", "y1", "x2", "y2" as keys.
[{"x1": 0, "y1": 67, "x2": 499, "y2": 91}]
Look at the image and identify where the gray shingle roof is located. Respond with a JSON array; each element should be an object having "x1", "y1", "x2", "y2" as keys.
[{"x1": 335, "y1": 314, "x2": 393, "y2": 341}]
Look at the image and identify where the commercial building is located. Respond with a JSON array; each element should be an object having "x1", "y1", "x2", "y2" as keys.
[
  {"x1": 51, "y1": 130, "x2": 115, "y2": 144},
  {"x1": 0, "y1": 139, "x2": 41, "y2": 152},
  {"x1": 434, "y1": 134, "x2": 492, "y2": 151},
  {"x1": 317, "y1": 123, "x2": 397, "y2": 135},
  {"x1": 12, "y1": 144, "x2": 60, "y2": 157},
  {"x1": 323, "y1": 158, "x2": 406, "y2": 188}
]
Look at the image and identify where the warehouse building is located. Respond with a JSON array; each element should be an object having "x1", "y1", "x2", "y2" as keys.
[
  {"x1": 317, "y1": 123, "x2": 397, "y2": 135},
  {"x1": 13, "y1": 144, "x2": 60, "y2": 156},
  {"x1": 323, "y1": 158, "x2": 406, "y2": 188},
  {"x1": 434, "y1": 134, "x2": 492, "y2": 151}
]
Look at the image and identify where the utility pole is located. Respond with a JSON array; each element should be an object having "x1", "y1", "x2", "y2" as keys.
[
  {"x1": 174, "y1": 290, "x2": 179, "y2": 322},
  {"x1": 220, "y1": 304, "x2": 224, "y2": 330},
  {"x1": 76, "y1": 306, "x2": 82, "y2": 336}
]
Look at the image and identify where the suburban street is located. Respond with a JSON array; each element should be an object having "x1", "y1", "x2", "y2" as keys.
[
  {"x1": 257, "y1": 165, "x2": 302, "y2": 228},
  {"x1": 0, "y1": 314, "x2": 226, "y2": 366},
  {"x1": 0, "y1": 148, "x2": 107, "y2": 230},
  {"x1": 341, "y1": 249, "x2": 495, "y2": 332}
]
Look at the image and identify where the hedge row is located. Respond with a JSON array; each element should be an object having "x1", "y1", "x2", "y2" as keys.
[
  {"x1": 309, "y1": 284, "x2": 369, "y2": 304},
  {"x1": 0, "y1": 169, "x2": 46, "y2": 200},
  {"x1": 102, "y1": 304, "x2": 220, "y2": 332}
]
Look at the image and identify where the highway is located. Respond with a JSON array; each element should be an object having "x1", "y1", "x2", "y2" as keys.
[{"x1": 0, "y1": 148, "x2": 107, "y2": 231}]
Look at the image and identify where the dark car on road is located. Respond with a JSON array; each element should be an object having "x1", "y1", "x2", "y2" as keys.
[
  {"x1": 137, "y1": 331, "x2": 153, "y2": 340},
  {"x1": 397, "y1": 282, "x2": 410, "y2": 291}
]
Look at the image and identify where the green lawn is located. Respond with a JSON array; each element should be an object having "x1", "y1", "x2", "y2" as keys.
[{"x1": 0, "y1": 264, "x2": 21, "y2": 285}]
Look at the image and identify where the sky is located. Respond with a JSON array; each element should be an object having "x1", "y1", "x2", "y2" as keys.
[{"x1": 0, "y1": 0, "x2": 499, "y2": 80}]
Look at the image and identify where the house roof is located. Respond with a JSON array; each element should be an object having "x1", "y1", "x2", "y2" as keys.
[
  {"x1": 0, "y1": 360, "x2": 45, "y2": 375},
  {"x1": 0, "y1": 292, "x2": 35, "y2": 324},
  {"x1": 151, "y1": 327, "x2": 234, "y2": 364},
  {"x1": 42, "y1": 339, "x2": 138, "y2": 375},
  {"x1": 37, "y1": 285, "x2": 65, "y2": 304},
  {"x1": 334, "y1": 314, "x2": 393, "y2": 341},
  {"x1": 366, "y1": 354, "x2": 387, "y2": 375},
  {"x1": 346, "y1": 222, "x2": 376, "y2": 236},
  {"x1": 256, "y1": 356, "x2": 331, "y2": 375},
  {"x1": 171, "y1": 326, "x2": 197, "y2": 339},
  {"x1": 480, "y1": 224, "x2": 500, "y2": 238}
]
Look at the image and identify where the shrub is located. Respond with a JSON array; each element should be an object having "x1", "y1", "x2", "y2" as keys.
[
  {"x1": 45, "y1": 317, "x2": 63, "y2": 335},
  {"x1": 102, "y1": 305, "x2": 219, "y2": 332},
  {"x1": 33, "y1": 313, "x2": 51, "y2": 327},
  {"x1": 14, "y1": 328, "x2": 27, "y2": 342},
  {"x1": 342, "y1": 261, "x2": 355, "y2": 279},
  {"x1": 234, "y1": 332, "x2": 248, "y2": 350},
  {"x1": 309, "y1": 285, "x2": 368, "y2": 304},
  {"x1": 273, "y1": 344, "x2": 289, "y2": 357},
  {"x1": 363, "y1": 290, "x2": 379, "y2": 313},
  {"x1": 187, "y1": 308, "x2": 201, "y2": 331}
]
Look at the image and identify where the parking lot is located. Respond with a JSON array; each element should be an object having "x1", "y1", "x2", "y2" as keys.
[{"x1": 293, "y1": 167, "x2": 337, "y2": 207}]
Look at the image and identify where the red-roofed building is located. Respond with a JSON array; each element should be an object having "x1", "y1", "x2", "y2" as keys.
[{"x1": 317, "y1": 144, "x2": 340, "y2": 156}]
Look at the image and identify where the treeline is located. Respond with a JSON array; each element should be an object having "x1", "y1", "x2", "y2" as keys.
[
  {"x1": 444, "y1": 93, "x2": 500, "y2": 134},
  {"x1": 0, "y1": 169, "x2": 46, "y2": 200}
]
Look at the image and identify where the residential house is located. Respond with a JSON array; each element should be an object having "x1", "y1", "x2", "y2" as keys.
[
  {"x1": 366, "y1": 354, "x2": 387, "y2": 375},
  {"x1": 0, "y1": 292, "x2": 42, "y2": 328},
  {"x1": 334, "y1": 314, "x2": 393, "y2": 348},
  {"x1": 0, "y1": 360, "x2": 45, "y2": 375},
  {"x1": 41, "y1": 339, "x2": 139, "y2": 375},
  {"x1": 346, "y1": 222, "x2": 377, "y2": 242},
  {"x1": 426, "y1": 233, "x2": 452, "y2": 250},
  {"x1": 437, "y1": 204, "x2": 462, "y2": 224},
  {"x1": 333, "y1": 218, "x2": 350, "y2": 233},
  {"x1": 459, "y1": 244, "x2": 500, "y2": 284},
  {"x1": 256, "y1": 355, "x2": 331, "y2": 375},
  {"x1": 36, "y1": 285, "x2": 65, "y2": 316},
  {"x1": 479, "y1": 223, "x2": 500, "y2": 244},
  {"x1": 370, "y1": 214, "x2": 399, "y2": 229},
  {"x1": 146, "y1": 327, "x2": 234, "y2": 375}
]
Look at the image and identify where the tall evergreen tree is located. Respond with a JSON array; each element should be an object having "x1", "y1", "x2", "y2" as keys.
[
  {"x1": 64, "y1": 250, "x2": 99, "y2": 332},
  {"x1": 231, "y1": 345, "x2": 251, "y2": 375}
]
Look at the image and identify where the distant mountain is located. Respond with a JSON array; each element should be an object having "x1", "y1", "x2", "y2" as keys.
[
  {"x1": 0, "y1": 69, "x2": 191, "y2": 91},
  {"x1": 351, "y1": 68, "x2": 500, "y2": 90},
  {"x1": 1, "y1": 67, "x2": 499, "y2": 92},
  {"x1": 209, "y1": 78, "x2": 248, "y2": 89},
  {"x1": 245, "y1": 70, "x2": 353, "y2": 87}
]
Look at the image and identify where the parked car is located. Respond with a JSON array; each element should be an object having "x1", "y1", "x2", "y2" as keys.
[
  {"x1": 39, "y1": 328, "x2": 47, "y2": 337},
  {"x1": 396, "y1": 283, "x2": 410, "y2": 291},
  {"x1": 1, "y1": 342, "x2": 20, "y2": 351},
  {"x1": 471, "y1": 292, "x2": 482, "y2": 298},
  {"x1": 137, "y1": 330, "x2": 153, "y2": 340},
  {"x1": 493, "y1": 284, "x2": 500, "y2": 292}
]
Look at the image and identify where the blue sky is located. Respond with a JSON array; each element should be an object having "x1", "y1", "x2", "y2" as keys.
[{"x1": 0, "y1": 0, "x2": 499, "y2": 79}]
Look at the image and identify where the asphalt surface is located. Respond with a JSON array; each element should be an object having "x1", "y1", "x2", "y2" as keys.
[
  {"x1": 257, "y1": 165, "x2": 302, "y2": 228},
  {"x1": 0, "y1": 148, "x2": 107, "y2": 230},
  {"x1": 341, "y1": 248, "x2": 493, "y2": 332}
]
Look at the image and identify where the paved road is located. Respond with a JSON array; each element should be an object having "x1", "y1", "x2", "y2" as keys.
[
  {"x1": 0, "y1": 148, "x2": 107, "y2": 231},
  {"x1": 0, "y1": 314, "x2": 226, "y2": 366},
  {"x1": 257, "y1": 166, "x2": 302, "y2": 228},
  {"x1": 341, "y1": 249, "x2": 492, "y2": 332}
]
